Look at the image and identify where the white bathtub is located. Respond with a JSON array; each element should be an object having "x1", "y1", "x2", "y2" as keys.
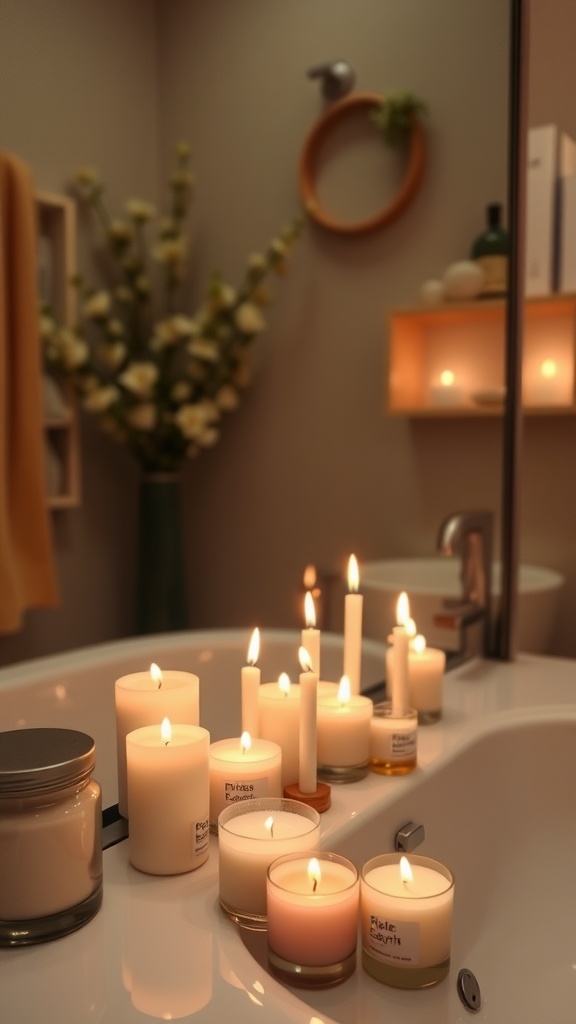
[{"x1": 0, "y1": 632, "x2": 574, "y2": 1024}]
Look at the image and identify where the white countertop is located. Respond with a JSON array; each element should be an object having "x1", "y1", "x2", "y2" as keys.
[{"x1": 2, "y1": 650, "x2": 575, "y2": 1024}]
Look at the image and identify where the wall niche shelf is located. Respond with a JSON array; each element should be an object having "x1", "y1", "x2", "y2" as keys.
[
  {"x1": 386, "y1": 293, "x2": 576, "y2": 416},
  {"x1": 36, "y1": 190, "x2": 81, "y2": 508}
]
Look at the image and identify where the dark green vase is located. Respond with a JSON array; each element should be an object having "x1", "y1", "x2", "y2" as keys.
[{"x1": 136, "y1": 474, "x2": 189, "y2": 634}]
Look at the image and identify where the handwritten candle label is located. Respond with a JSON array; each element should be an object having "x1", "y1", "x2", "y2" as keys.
[
  {"x1": 194, "y1": 818, "x2": 209, "y2": 859},
  {"x1": 224, "y1": 778, "x2": 269, "y2": 804},
  {"x1": 367, "y1": 913, "x2": 421, "y2": 964},
  {"x1": 390, "y1": 730, "x2": 416, "y2": 761}
]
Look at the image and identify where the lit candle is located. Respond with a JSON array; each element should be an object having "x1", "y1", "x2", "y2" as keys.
[
  {"x1": 209, "y1": 732, "x2": 282, "y2": 830},
  {"x1": 407, "y1": 633, "x2": 446, "y2": 723},
  {"x1": 241, "y1": 628, "x2": 261, "y2": 737},
  {"x1": 218, "y1": 798, "x2": 321, "y2": 925},
  {"x1": 316, "y1": 675, "x2": 373, "y2": 779},
  {"x1": 258, "y1": 673, "x2": 301, "y2": 788},
  {"x1": 389, "y1": 593, "x2": 410, "y2": 717},
  {"x1": 115, "y1": 663, "x2": 199, "y2": 818},
  {"x1": 266, "y1": 852, "x2": 359, "y2": 982},
  {"x1": 360, "y1": 853, "x2": 454, "y2": 987},
  {"x1": 298, "y1": 646, "x2": 317, "y2": 795},
  {"x1": 126, "y1": 718, "x2": 210, "y2": 875},
  {"x1": 369, "y1": 702, "x2": 418, "y2": 776},
  {"x1": 344, "y1": 554, "x2": 363, "y2": 695},
  {"x1": 430, "y1": 368, "x2": 463, "y2": 407},
  {"x1": 301, "y1": 591, "x2": 321, "y2": 680},
  {"x1": 531, "y1": 357, "x2": 566, "y2": 405}
]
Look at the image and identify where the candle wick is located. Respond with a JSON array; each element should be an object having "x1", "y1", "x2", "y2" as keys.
[
  {"x1": 270, "y1": 824, "x2": 274, "y2": 838},
  {"x1": 312, "y1": 878, "x2": 317, "y2": 892},
  {"x1": 157, "y1": 680, "x2": 162, "y2": 690},
  {"x1": 164, "y1": 740, "x2": 169, "y2": 747}
]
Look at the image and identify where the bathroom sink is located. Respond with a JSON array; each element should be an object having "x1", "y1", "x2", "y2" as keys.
[{"x1": 329, "y1": 558, "x2": 564, "y2": 654}]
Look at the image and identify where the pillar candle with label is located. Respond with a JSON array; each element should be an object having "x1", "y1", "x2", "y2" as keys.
[
  {"x1": 258, "y1": 674, "x2": 301, "y2": 787},
  {"x1": 241, "y1": 628, "x2": 261, "y2": 737},
  {"x1": 301, "y1": 591, "x2": 321, "y2": 680},
  {"x1": 126, "y1": 718, "x2": 210, "y2": 875},
  {"x1": 344, "y1": 554, "x2": 363, "y2": 695},
  {"x1": 209, "y1": 732, "x2": 282, "y2": 830},
  {"x1": 360, "y1": 853, "x2": 454, "y2": 988},
  {"x1": 115, "y1": 664, "x2": 200, "y2": 818},
  {"x1": 298, "y1": 647, "x2": 317, "y2": 795},
  {"x1": 316, "y1": 675, "x2": 372, "y2": 778}
]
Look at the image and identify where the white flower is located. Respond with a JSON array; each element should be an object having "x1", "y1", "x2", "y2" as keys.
[
  {"x1": 83, "y1": 385, "x2": 119, "y2": 412},
  {"x1": 197, "y1": 426, "x2": 220, "y2": 447},
  {"x1": 97, "y1": 342, "x2": 127, "y2": 370},
  {"x1": 214, "y1": 283, "x2": 237, "y2": 308},
  {"x1": 188, "y1": 338, "x2": 219, "y2": 362},
  {"x1": 153, "y1": 236, "x2": 187, "y2": 264},
  {"x1": 176, "y1": 141, "x2": 191, "y2": 158},
  {"x1": 118, "y1": 361, "x2": 159, "y2": 397},
  {"x1": 127, "y1": 403, "x2": 157, "y2": 431},
  {"x1": 39, "y1": 314, "x2": 56, "y2": 339},
  {"x1": 75, "y1": 167, "x2": 99, "y2": 186},
  {"x1": 108, "y1": 219, "x2": 134, "y2": 243},
  {"x1": 126, "y1": 199, "x2": 156, "y2": 222},
  {"x1": 170, "y1": 170, "x2": 195, "y2": 190},
  {"x1": 171, "y1": 380, "x2": 191, "y2": 403},
  {"x1": 58, "y1": 332, "x2": 89, "y2": 369},
  {"x1": 271, "y1": 237, "x2": 287, "y2": 257},
  {"x1": 173, "y1": 401, "x2": 216, "y2": 440},
  {"x1": 215, "y1": 385, "x2": 239, "y2": 411},
  {"x1": 234, "y1": 301, "x2": 266, "y2": 334},
  {"x1": 248, "y1": 252, "x2": 266, "y2": 271},
  {"x1": 83, "y1": 290, "x2": 111, "y2": 319}
]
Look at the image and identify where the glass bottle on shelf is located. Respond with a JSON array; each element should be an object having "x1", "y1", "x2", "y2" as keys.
[{"x1": 470, "y1": 202, "x2": 509, "y2": 298}]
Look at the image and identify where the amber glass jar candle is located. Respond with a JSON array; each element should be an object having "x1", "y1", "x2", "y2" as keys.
[{"x1": 0, "y1": 728, "x2": 103, "y2": 946}]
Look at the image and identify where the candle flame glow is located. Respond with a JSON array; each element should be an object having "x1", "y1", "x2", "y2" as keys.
[
  {"x1": 347, "y1": 554, "x2": 359, "y2": 593},
  {"x1": 264, "y1": 816, "x2": 274, "y2": 838},
  {"x1": 278, "y1": 672, "x2": 291, "y2": 696},
  {"x1": 338, "y1": 675, "x2": 351, "y2": 705},
  {"x1": 303, "y1": 564, "x2": 317, "y2": 589},
  {"x1": 247, "y1": 627, "x2": 260, "y2": 666},
  {"x1": 396, "y1": 591, "x2": 410, "y2": 626},
  {"x1": 400, "y1": 855, "x2": 413, "y2": 886},
  {"x1": 413, "y1": 634, "x2": 427, "y2": 654},
  {"x1": 150, "y1": 662, "x2": 162, "y2": 689},
  {"x1": 304, "y1": 590, "x2": 316, "y2": 628},
  {"x1": 161, "y1": 716, "x2": 171, "y2": 745},
  {"x1": 308, "y1": 857, "x2": 322, "y2": 892},
  {"x1": 406, "y1": 617, "x2": 417, "y2": 638},
  {"x1": 298, "y1": 645, "x2": 313, "y2": 673},
  {"x1": 241, "y1": 731, "x2": 252, "y2": 753},
  {"x1": 440, "y1": 369, "x2": 455, "y2": 387},
  {"x1": 541, "y1": 358, "x2": 558, "y2": 380}
]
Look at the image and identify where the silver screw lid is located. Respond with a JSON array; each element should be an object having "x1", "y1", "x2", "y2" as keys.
[{"x1": 0, "y1": 728, "x2": 96, "y2": 794}]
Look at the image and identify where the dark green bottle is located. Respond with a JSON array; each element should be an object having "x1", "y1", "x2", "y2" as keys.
[{"x1": 470, "y1": 203, "x2": 509, "y2": 297}]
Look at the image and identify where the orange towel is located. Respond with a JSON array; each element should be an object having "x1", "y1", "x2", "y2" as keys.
[{"x1": 0, "y1": 152, "x2": 59, "y2": 632}]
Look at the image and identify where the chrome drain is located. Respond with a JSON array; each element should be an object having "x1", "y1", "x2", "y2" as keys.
[{"x1": 457, "y1": 968, "x2": 481, "y2": 1012}]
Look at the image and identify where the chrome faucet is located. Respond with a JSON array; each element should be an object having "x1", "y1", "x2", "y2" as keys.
[{"x1": 435, "y1": 510, "x2": 495, "y2": 661}]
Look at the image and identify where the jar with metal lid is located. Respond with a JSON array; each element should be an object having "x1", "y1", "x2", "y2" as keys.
[{"x1": 0, "y1": 728, "x2": 103, "y2": 946}]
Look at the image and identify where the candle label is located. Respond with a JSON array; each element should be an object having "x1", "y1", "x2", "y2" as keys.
[
  {"x1": 223, "y1": 778, "x2": 269, "y2": 805},
  {"x1": 194, "y1": 818, "x2": 209, "y2": 858},
  {"x1": 389, "y1": 730, "x2": 416, "y2": 761},
  {"x1": 366, "y1": 913, "x2": 421, "y2": 965}
]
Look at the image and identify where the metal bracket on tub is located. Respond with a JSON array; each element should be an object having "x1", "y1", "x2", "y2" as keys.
[{"x1": 395, "y1": 821, "x2": 425, "y2": 852}]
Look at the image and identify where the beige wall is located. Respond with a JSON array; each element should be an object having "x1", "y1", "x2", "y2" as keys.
[{"x1": 0, "y1": 0, "x2": 510, "y2": 665}]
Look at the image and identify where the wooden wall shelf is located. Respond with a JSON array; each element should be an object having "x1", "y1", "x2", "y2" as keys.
[{"x1": 386, "y1": 294, "x2": 576, "y2": 416}]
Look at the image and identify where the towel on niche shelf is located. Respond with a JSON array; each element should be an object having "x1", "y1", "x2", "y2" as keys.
[{"x1": 0, "y1": 151, "x2": 59, "y2": 632}]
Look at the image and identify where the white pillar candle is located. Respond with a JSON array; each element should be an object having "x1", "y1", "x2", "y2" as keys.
[
  {"x1": 115, "y1": 664, "x2": 199, "y2": 818},
  {"x1": 316, "y1": 676, "x2": 373, "y2": 769},
  {"x1": 389, "y1": 592, "x2": 410, "y2": 717},
  {"x1": 298, "y1": 647, "x2": 317, "y2": 794},
  {"x1": 126, "y1": 719, "x2": 209, "y2": 876},
  {"x1": 218, "y1": 798, "x2": 321, "y2": 924},
  {"x1": 267, "y1": 853, "x2": 359, "y2": 970},
  {"x1": 344, "y1": 554, "x2": 363, "y2": 695},
  {"x1": 407, "y1": 635, "x2": 446, "y2": 720},
  {"x1": 360, "y1": 853, "x2": 454, "y2": 981},
  {"x1": 209, "y1": 733, "x2": 282, "y2": 829},
  {"x1": 258, "y1": 674, "x2": 301, "y2": 788},
  {"x1": 301, "y1": 590, "x2": 321, "y2": 680},
  {"x1": 241, "y1": 628, "x2": 261, "y2": 737}
]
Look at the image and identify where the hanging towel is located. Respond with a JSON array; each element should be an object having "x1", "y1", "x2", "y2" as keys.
[{"x1": 0, "y1": 152, "x2": 59, "y2": 633}]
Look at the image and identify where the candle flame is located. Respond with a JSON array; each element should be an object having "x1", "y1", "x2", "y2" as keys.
[
  {"x1": 264, "y1": 816, "x2": 274, "y2": 838},
  {"x1": 247, "y1": 627, "x2": 260, "y2": 666},
  {"x1": 400, "y1": 856, "x2": 413, "y2": 886},
  {"x1": 541, "y1": 358, "x2": 558, "y2": 380},
  {"x1": 440, "y1": 369, "x2": 455, "y2": 387},
  {"x1": 338, "y1": 675, "x2": 351, "y2": 705},
  {"x1": 161, "y1": 716, "x2": 171, "y2": 745},
  {"x1": 303, "y1": 564, "x2": 317, "y2": 589},
  {"x1": 298, "y1": 645, "x2": 313, "y2": 673},
  {"x1": 150, "y1": 662, "x2": 162, "y2": 689},
  {"x1": 278, "y1": 672, "x2": 291, "y2": 696},
  {"x1": 304, "y1": 590, "x2": 316, "y2": 628},
  {"x1": 413, "y1": 634, "x2": 427, "y2": 654},
  {"x1": 406, "y1": 617, "x2": 417, "y2": 638},
  {"x1": 308, "y1": 857, "x2": 322, "y2": 892},
  {"x1": 347, "y1": 554, "x2": 359, "y2": 593},
  {"x1": 396, "y1": 591, "x2": 410, "y2": 626},
  {"x1": 240, "y1": 731, "x2": 252, "y2": 753}
]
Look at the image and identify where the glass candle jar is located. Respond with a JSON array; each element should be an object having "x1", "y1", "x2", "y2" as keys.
[{"x1": 0, "y1": 728, "x2": 103, "y2": 946}]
